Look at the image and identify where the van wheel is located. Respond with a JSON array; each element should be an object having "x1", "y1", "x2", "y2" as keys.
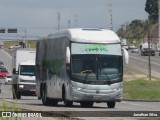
[
  {"x1": 12, "y1": 86, "x2": 16, "y2": 99},
  {"x1": 12, "y1": 90, "x2": 16, "y2": 99},
  {"x1": 16, "y1": 93, "x2": 21, "y2": 99},
  {"x1": 13, "y1": 92, "x2": 21, "y2": 99},
  {"x1": 107, "y1": 101, "x2": 115, "y2": 108},
  {"x1": 80, "y1": 102, "x2": 93, "y2": 108},
  {"x1": 38, "y1": 97, "x2": 41, "y2": 100},
  {"x1": 12, "y1": 86, "x2": 21, "y2": 99}
]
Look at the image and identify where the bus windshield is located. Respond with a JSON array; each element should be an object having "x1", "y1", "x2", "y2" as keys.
[
  {"x1": 71, "y1": 43, "x2": 122, "y2": 84},
  {"x1": 20, "y1": 65, "x2": 35, "y2": 76}
]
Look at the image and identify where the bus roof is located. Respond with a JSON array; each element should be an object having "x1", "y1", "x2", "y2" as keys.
[{"x1": 46, "y1": 28, "x2": 120, "y2": 43}]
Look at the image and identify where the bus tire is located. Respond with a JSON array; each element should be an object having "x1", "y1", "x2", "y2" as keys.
[
  {"x1": 107, "y1": 101, "x2": 115, "y2": 108},
  {"x1": 64, "y1": 92, "x2": 73, "y2": 107},
  {"x1": 42, "y1": 86, "x2": 50, "y2": 105},
  {"x1": 51, "y1": 100, "x2": 58, "y2": 106},
  {"x1": 80, "y1": 102, "x2": 93, "y2": 108}
]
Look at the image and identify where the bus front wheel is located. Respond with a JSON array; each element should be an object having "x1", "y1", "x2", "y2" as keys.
[
  {"x1": 64, "y1": 92, "x2": 73, "y2": 107},
  {"x1": 107, "y1": 101, "x2": 115, "y2": 108}
]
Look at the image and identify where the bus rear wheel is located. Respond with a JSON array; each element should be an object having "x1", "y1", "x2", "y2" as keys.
[
  {"x1": 42, "y1": 87, "x2": 50, "y2": 105},
  {"x1": 51, "y1": 100, "x2": 58, "y2": 106},
  {"x1": 107, "y1": 101, "x2": 115, "y2": 108},
  {"x1": 80, "y1": 102, "x2": 93, "y2": 108}
]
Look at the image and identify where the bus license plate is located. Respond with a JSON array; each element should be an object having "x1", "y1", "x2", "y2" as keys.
[{"x1": 93, "y1": 96, "x2": 101, "y2": 100}]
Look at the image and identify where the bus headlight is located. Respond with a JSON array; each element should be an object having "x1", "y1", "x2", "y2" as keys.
[
  {"x1": 76, "y1": 87, "x2": 82, "y2": 91},
  {"x1": 19, "y1": 85, "x2": 24, "y2": 88},
  {"x1": 72, "y1": 85, "x2": 82, "y2": 91},
  {"x1": 113, "y1": 88, "x2": 119, "y2": 92}
]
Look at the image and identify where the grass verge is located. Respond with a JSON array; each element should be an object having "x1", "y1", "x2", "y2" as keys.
[
  {"x1": 123, "y1": 79, "x2": 160, "y2": 100},
  {"x1": 3, "y1": 40, "x2": 37, "y2": 49},
  {"x1": 0, "y1": 99, "x2": 21, "y2": 120}
]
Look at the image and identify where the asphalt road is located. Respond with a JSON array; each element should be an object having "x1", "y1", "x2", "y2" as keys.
[
  {"x1": 128, "y1": 50, "x2": 160, "y2": 78},
  {"x1": 0, "y1": 79, "x2": 160, "y2": 108},
  {"x1": 0, "y1": 49, "x2": 12, "y2": 74},
  {"x1": 0, "y1": 49, "x2": 160, "y2": 119}
]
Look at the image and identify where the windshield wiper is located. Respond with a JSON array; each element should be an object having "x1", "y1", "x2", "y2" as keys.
[
  {"x1": 104, "y1": 80, "x2": 112, "y2": 85},
  {"x1": 103, "y1": 78, "x2": 122, "y2": 84}
]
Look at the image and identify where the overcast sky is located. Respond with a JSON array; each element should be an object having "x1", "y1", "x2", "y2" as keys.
[{"x1": 0, "y1": 0, "x2": 148, "y2": 39}]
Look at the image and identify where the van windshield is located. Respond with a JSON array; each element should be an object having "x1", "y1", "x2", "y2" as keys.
[
  {"x1": 0, "y1": 69, "x2": 8, "y2": 72},
  {"x1": 20, "y1": 65, "x2": 35, "y2": 76}
]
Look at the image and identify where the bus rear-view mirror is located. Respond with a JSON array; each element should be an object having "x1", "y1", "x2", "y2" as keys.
[
  {"x1": 66, "y1": 47, "x2": 70, "y2": 64},
  {"x1": 122, "y1": 48, "x2": 129, "y2": 64}
]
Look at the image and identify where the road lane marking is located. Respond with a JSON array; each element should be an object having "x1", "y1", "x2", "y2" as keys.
[
  {"x1": 150, "y1": 57, "x2": 160, "y2": 61},
  {"x1": 130, "y1": 56, "x2": 160, "y2": 66}
]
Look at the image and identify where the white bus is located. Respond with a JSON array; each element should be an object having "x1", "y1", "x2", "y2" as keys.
[{"x1": 35, "y1": 28, "x2": 129, "y2": 108}]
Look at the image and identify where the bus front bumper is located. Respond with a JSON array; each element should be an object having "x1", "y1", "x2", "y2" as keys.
[{"x1": 68, "y1": 88, "x2": 122, "y2": 102}]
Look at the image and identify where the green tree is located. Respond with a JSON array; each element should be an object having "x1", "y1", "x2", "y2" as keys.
[
  {"x1": 145, "y1": 0, "x2": 158, "y2": 24},
  {"x1": 116, "y1": 20, "x2": 148, "y2": 45}
]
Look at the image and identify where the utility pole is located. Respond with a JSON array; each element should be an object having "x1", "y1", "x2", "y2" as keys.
[
  {"x1": 148, "y1": 18, "x2": 151, "y2": 81},
  {"x1": 158, "y1": 0, "x2": 160, "y2": 43},
  {"x1": 74, "y1": 15, "x2": 78, "y2": 27},
  {"x1": 57, "y1": 12, "x2": 61, "y2": 30},
  {"x1": 68, "y1": 20, "x2": 71, "y2": 28},
  {"x1": 108, "y1": 0, "x2": 113, "y2": 30},
  {"x1": 22, "y1": 28, "x2": 27, "y2": 48}
]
